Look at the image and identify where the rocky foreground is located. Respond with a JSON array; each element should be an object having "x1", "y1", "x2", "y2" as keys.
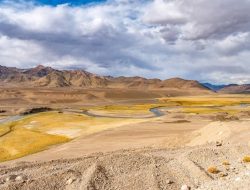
[{"x1": 0, "y1": 143, "x2": 250, "y2": 190}]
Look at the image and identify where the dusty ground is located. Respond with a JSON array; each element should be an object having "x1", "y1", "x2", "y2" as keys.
[
  {"x1": 0, "y1": 87, "x2": 194, "y2": 116},
  {"x1": 1, "y1": 113, "x2": 250, "y2": 190},
  {"x1": 2, "y1": 112, "x2": 250, "y2": 162},
  {"x1": 1, "y1": 115, "x2": 207, "y2": 163},
  {"x1": 0, "y1": 89, "x2": 250, "y2": 189},
  {"x1": 0, "y1": 143, "x2": 250, "y2": 190}
]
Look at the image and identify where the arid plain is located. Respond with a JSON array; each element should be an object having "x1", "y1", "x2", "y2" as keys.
[
  {"x1": 1, "y1": 84, "x2": 250, "y2": 190},
  {"x1": 1, "y1": 0, "x2": 250, "y2": 189},
  {"x1": 0, "y1": 64, "x2": 250, "y2": 190}
]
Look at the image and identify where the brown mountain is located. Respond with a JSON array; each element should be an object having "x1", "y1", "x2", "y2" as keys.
[
  {"x1": 0, "y1": 65, "x2": 108, "y2": 88},
  {"x1": 161, "y1": 78, "x2": 207, "y2": 89},
  {"x1": 0, "y1": 65, "x2": 212, "y2": 94},
  {"x1": 107, "y1": 76, "x2": 162, "y2": 88},
  {"x1": 35, "y1": 70, "x2": 108, "y2": 87},
  {"x1": 107, "y1": 76, "x2": 208, "y2": 90},
  {"x1": 0, "y1": 65, "x2": 33, "y2": 83},
  {"x1": 24, "y1": 65, "x2": 54, "y2": 77},
  {"x1": 219, "y1": 84, "x2": 250, "y2": 94}
]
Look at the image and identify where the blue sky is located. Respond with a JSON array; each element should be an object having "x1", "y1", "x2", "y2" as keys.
[
  {"x1": 0, "y1": 0, "x2": 250, "y2": 84},
  {"x1": 0, "y1": 0, "x2": 106, "y2": 6},
  {"x1": 36, "y1": 0, "x2": 106, "y2": 6}
]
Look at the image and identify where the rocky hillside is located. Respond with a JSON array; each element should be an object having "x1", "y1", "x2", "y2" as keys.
[
  {"x1": 0, "y1": 65, "x2": 211, "y2": 92},
  {"x1": 0, "y1": 65, "x2": 108, "y2": 88},
  {"x1": 202, "y1": 83, "x2": 227, "y2": 91},
  {"x1": 219, "y1": 84, "x2": 250, "y2": 94}
]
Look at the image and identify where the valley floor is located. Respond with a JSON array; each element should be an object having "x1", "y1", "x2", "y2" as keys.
[{"x1": 0, "y1": 90, "x2": 250, "y2": 189}]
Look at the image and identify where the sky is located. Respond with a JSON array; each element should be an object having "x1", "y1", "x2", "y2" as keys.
[
  {"x1": 0, "y1": 0, "x2": 250, "y2": 84},
  {"x1": 35, "y1": 0, "x2": 105, "y2": 6}
]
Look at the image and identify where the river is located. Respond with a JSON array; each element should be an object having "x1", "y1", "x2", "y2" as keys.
[{"x1": 0, "y1": 107, "x2": 166, "y2": 126}]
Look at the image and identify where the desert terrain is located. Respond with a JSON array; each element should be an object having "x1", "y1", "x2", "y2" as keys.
[
  {"x1": 0, "y1": 66, "x2": 250, "y2": 190},
  {"x1": 1, "y1": 0, "x2": 250, "y2": 188}
]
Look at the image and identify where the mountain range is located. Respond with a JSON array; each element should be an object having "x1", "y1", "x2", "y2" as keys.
[
  {"x1": 202, "y1": 83, "x2": 227, "y2": 91},
  {"x1": 0, "y1": 65, "x2": 249, "y2": 94},
  {"x1": 0, "y1": 65, "x2": 207, "y2": 88},
  {"x1": 202, "y1": 83, "x2": 250, "y2": 93}
]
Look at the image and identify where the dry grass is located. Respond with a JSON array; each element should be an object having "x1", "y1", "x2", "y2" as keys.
[
  {"x1": 1, "y1": 95, "x2": 250, "y2": 162},
  {"x1": 0, "y1": 112, "x2": 146, "y2": 162},
  {"x1": 159, "y1": 95, "x2": 250, "y2": 107},
  {"x1": 0, "y1": 125, "x2": 10, "y2": 137},
  {"x1": 207, "y1": 166, "x2": 220, "y2": 174},
  {"x1": 86, "y1": 104, "x2": 162, "y2": 114},
  {"x1": 243, "y1": 156, "x2": 250, "y2": 163},
  {"x1": 0, "y1": 126, "x2": 69, "y2": 162},
  {"x1": 16, "y1": 112, "x2": 144, "y2": 135},
  {"x1": 158, "y1": 95, "x2": 250, "y2": 115},
  {"x1": 222, "y1": 160, "x2": 230, "y2": 166},
  {"x1": 183, "y1": 107, "x2": 240, "y2": 115}
]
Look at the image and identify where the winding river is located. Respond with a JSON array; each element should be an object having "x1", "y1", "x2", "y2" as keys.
[
  {"x1": 82, "y1": 107, "x2": 165, "y2": 119},
  {"x1": 1, "y1": 103, "x2": 249, "y2": 126},
  {"x1": 0, "y1": 107, "x2": 165, "y2": 126},
  {"x1": 0, "y1": 115, "x2": 24, "y2": 125}
]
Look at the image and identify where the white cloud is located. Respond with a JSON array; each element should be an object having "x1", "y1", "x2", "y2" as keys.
[
  {"x1": 143, "y1": 0, "x2": 186, "y2": 25},
  {"x1": 0, "y1": 35, "x2": 49, "y2": 67},
  {"x1": 0, "y1": 0, "x2": 250, "y2": 84}
]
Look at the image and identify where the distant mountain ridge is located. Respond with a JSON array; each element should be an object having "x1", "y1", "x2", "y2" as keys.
[
  {"x1": 219, "y1": 84, "x2": 250, "y2": 94},
  {"x1": 202, "y1": 82, "x2": 250, "y2": 94},
  {"x1": 0, "y1": 65, "x2": 212, "y2": 94},
  {"x1": 202, "y1": 83, "x2": 227, "y2": 91}
]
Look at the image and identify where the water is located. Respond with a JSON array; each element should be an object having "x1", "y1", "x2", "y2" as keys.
[
  {"x1": 0, "y1": 115, "x2": 23, "y2": 125},
  {"x1": 149, "y1": 107, "x2": 165, "y2": 117},
  {"x1": 0, "y1": 107, "x2": 165, "y2": 126},
  {"x1": 82, "y1": 107, "x2": 165, "y2": 119},
  {"x1": 240, "y1": 103, "x2": 250, "y2": 108}
]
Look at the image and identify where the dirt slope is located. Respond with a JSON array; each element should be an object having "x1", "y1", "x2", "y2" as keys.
[{"x1": 0, "y1": 144, "x2": 249, "y2": 190}]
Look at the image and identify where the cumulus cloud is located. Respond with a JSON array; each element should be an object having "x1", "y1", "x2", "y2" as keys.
[
  {"x1": 143, "y1": 0, "x2": 250, "y2": 41},
  {"x1": 0, "y1": 0, "x2": 250, "y2": 84}
]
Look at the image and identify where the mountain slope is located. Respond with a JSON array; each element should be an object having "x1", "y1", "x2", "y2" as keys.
[
  {"x1": 202, "y1": 83, "x2": 227, "y2": 91},
  {"x1": 219, "y1": 84, "x2": 250, "y2": 94},
  {"x1": 0, "y1": 65, "x2": 32, "y2": 83},
  {"x1": 0, "y1": 65, "x2": 108, "y2": 88},
  {"x1": 24, "y1": 65, "x2": 54, "y2": 77},
  {"x1": 161, "y1": 78, "x2": 209, "y2": 89},
  {"x1": 0, "y1": 65, "x2": 213, "y2": 94}
]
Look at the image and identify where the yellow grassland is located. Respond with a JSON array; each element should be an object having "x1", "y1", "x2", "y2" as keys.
[
  {"x1": 85, "y1": 104, "x2": 162, "y2": 114},
  {"x1": 182, "y1": 107, "x2": 241, "y2": 114},
  {"x1": 0, "y1": 127, "x2": 69, "y2": 162},
  {"x1": 159, "y1": 95, "x2": 250, "y2": 106},
  {"x1": 84, "y1": 96, "x2": 250, "y2": 115},
  {"x1": 1, "y1": 95, "x2": 250, "y2": 162},
  {"x1": 0, "y1": 125, "x2": 10, "y2": 137},
  {"x1": 159, "y1": 95, "x2": 250, "y2": 114},
  {"x1": 0, "y1": 112, "x2": 146, "y2": 162}
]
